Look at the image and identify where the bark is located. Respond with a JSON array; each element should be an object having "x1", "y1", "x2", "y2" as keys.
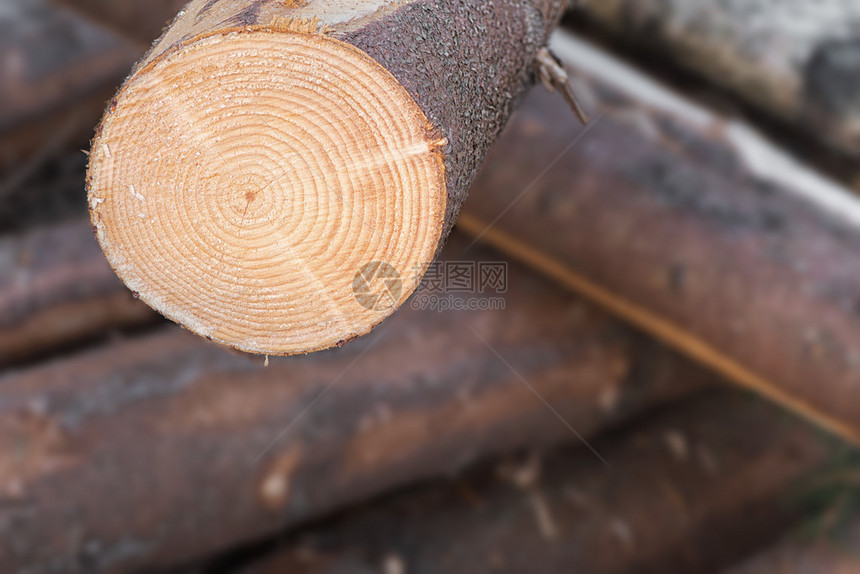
[
  {"x1": 0, "y1": 220, "x2": 157, "y2": 369},
  {"x1": 460, "y1": 30, "x2": 860, "y2": 444},
  {"x1": 0, "y1": 0, "x2": 140, "y2": 182},
  {"x1": 726, "y1": 518, "x2": 860, "y2": 574},
  {"x1": 574, "y1": 0, "x2": 860, "y2": 158},
  {"x1": 0, "y1": 234, "x2": 714, "y2": 574},
  {"x1": 237, "y1": 391, "x2": 836, "y2": 574}
]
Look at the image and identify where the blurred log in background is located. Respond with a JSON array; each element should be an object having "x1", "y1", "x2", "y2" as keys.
[
  {"x1": 571, "y1": 0, "x2": 860, "y2": 160},
  {"x1": 462, "y1": 31, "x2": 860, "y2": 443},
  {"x1": 232, "y1": 390, "x2": 837, "y2": 574},
  {"x1": 0, "y1": 235, "x2": 718, "y2": 572},
  {"x1": 2, "y1": 0, "x2": 860, "y2": 573}
]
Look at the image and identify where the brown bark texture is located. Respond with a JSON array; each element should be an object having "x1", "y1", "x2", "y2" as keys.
[
  {"x1": 0, "y1": 0, "x2": 140, "y2": 180},
  {"x1": 460, "y1": 30, "x2": 860, "y2": 443},
  {"x1": 0, "y1": 220, "x2": 156, "y2": 368},
  {"x1": 575, "y1": 0, "x2": 860, "y2": 157},
  {"x1": 238, "y1": 390, "x2": 835, "y2": 574},
  {"x1": 0, "y1": 235, "x2": 713, "y2": 573}
]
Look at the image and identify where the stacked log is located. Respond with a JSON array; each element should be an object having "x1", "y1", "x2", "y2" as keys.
[
  {"x1": 25, "y1": 6, "x2": 860, "y2": 444},
  {"x1": 0, "y1": 0, "x2": 139, "y2": 182},
  {"x1": 237, "y1": 390, "x2": 836, "y2": 574},
  {"x1": 575, "y1": 0, "x2": 860, "y2": 158},
  {"x1": 1, "y1": 3, "x2": 860, "y2": 573},
  {"x1": 0, "y1": 220, "x2": 156, "y2": 368},
  {"x1": 461, "y1": 30, "x2": 860, "y2": 443},
  {"x1": 0, "y1": 235, "x2": 714, "y2": 573}
]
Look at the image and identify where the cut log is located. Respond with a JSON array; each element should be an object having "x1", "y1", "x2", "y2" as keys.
[
  {"x1": 725, "y1": 517, "x2": 860, "y2": 574},
  {"x1": 0, "y1": 0, "x2": 140, "y2": 186},
  {"x1": 0, "y1": 220, "x2": 157, "y2": 369},
  {"x1": 0, "y1": 234, "x2": 713, "y2": 573},
  {"x1": 86, "y1": 0, "x2": 566, "y2": 356},
  {"x1": 237, "y1": 391, "x2": 835, "y2": 574},
  {"x1": 460, "y1": 30, "x2": 860, "y2": 443},
  {"x1": 574, "y1": 0, "x2": 860, "y2": 158}
]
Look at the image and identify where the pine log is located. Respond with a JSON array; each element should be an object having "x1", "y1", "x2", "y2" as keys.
[
  {"x1": 0, "y1": 1, "x2": 140, "y2": 183},
  {"x1": 0, "y1": 220, "x2": 157, "y2": 369},
  {"x1": 0, "y1": 235, "x2": 713, "y2": 573},
  {"x1": 574, "y1": 0, "x2": 860, "y2": 158},
  {"x1": 237, "y1": 390, "x2": 836, "y2": 574},
  {"x1": 460, "y1": 30, "x2": 860, "y2": 443},
  {"x1": 725, "y1": 518, "x2": 860, "y2": 574},
  {"x1": 86, "y1": 0, "x2": 567, "y2": 356}
]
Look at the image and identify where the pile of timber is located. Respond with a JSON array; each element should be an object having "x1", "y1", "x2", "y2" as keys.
[
  {"x1": 0, "y1": 231, "x2": 717, "y2": 572},
  {"x1": 462, "y1": 30, "x2": 860, "y2": 443},
  {"x1": 1, "y1": 0, "x2": 860, "y2": 573}
]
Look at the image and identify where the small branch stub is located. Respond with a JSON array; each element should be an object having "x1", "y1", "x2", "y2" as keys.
[{"x1": 536, "y1": 47, "x2": 590, "y2": 124}]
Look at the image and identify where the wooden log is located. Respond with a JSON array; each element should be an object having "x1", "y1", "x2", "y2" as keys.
[
  {"x1": 237, "y1": 390, "x2": 836, "y2": 574},
  {"x1": 725, "y1": 518, "x2": 860, "y2": 574},
  {"x1": 459, "y1": 30, "x2": 860, "y2": 443},
  {"x1": 51, "y1": 0, "x2": 188, "y2": 44},
  {"x1": 0, "y1": 220, "x2": 157, "y2": 369},
  {"x1": 0, "y1": 235, "x2": 714, "y2": 573},
  {"x1": 574, "y1": 0, "x2": 860, "y2": 158},
  {"x1": 0, "y1": 1, "x2": 140, "y2": 185},
  {"x1": 86, "y1": 0, "x2": 567, "y2": 356}
]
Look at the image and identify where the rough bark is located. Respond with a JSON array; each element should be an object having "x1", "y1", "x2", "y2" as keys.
[
  {"x1": 86, "y1": 0, "x2": 567, "y2": 356},
  {"x1": 574, "y1": 0, "x2": 860, "y2": 158},
  {"x1": 236, "y1": 391, "x2": 835, "y2": 574},
  {"x1": 0, "y1": 0, "x2": 140, "y2": 183},
  {"x1": 460, "y1": 30, "x2": 860, "y2": 443},
  {"x1": 0, "y1": 234, "x2": 714, "y2": 574},
  {"x1": 726, "y1": 518, "x2": 860, "y2": 574},
  {"x1": 0, "y1": 220, "x2": 157, "y2": 369}
]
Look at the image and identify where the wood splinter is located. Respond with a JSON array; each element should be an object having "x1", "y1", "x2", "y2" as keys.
[{"x1": 87, "y1": 0, "x2": 566, "y2": 355}]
